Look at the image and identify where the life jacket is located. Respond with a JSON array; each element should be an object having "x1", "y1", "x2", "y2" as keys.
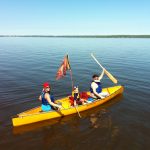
[
  {"x1": 90, "y1": 81, "x2": 102, "y2": 94},
  {"x1": 72, "y1": 87, "x2": 80, "y2": 101},
  {"x1": 41, "y1": 91, "x2": 55, "y2": 105},
  {"x1": 72, "y1": 90, "x2": 80, "y2": 101}
]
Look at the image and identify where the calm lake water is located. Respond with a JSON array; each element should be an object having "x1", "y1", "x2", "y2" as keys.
[{"x1": 0, "y1": 37, "x2": 150, "y2": 150}]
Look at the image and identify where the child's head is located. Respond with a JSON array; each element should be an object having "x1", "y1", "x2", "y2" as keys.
[{"x1": 73, "y1": 86, "x2": 79, "y2": 93}]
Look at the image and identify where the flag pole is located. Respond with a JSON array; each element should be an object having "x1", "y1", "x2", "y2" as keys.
[
  {"x1": 55, "y1": 54, "x2": 81, "y2": 118},
  {"x1": 70, "y1": 70, "x2": 74, "y2": 90},
  {"x1": 67, "y1": 55, "x2": 82, "y2": 118},
  {"x1": 67, "y1": 54, "x2": 74, "y2": 90}
]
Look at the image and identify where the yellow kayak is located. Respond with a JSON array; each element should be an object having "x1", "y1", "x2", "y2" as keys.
[{"x1": 12, "y1": 85, "x2": 124, "y2": 127}]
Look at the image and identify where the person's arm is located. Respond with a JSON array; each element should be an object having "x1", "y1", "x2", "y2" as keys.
[
  {"x1": 45, "y1": 93, "x2": 62, "y2": 109},
  {"x1": 39, "y1": 95, "x2": 42, "y2": 101},
  {"x1": 74, "y1": 100, "x2": 77, "y2": 106},
  {"x1": 39, "y1": 89, "x2": 44, "y2": 101},
  {"x1": 93, "y1": 88, "x2": 101, "y2": 98},
  {"x1": 98, "y1": 69, "x2": 105, "y2": 81}
]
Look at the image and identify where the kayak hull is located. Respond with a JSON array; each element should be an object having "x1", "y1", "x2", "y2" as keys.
[{"x1": 12, "y1": 85, "x2": 124, "y2": 126}]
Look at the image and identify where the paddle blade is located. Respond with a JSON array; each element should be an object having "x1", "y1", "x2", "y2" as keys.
[{"x1": 104, "y1": 69, "x2": 118, "y2": 84}]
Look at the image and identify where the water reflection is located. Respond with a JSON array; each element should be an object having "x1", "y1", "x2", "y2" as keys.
[{"x1": 90, "y1": 109, "x2": 110, "y2": 128}]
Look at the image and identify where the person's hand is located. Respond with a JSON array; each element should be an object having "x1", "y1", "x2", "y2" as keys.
[
  {"x1": 58, "y1": 105, "x2": 62, "y2": 110},
  {"x1": 74, "y1": 101, "x2": 77, "y2": 106}
]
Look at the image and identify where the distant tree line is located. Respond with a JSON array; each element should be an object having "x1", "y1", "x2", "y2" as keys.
[{"x1": 0, "y1": 35, "x2": 150, "y2": 38}]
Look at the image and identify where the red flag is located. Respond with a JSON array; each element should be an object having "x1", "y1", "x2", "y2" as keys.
[{"x1": 56, "y1": 55, "x2": 71, "y2": 80}]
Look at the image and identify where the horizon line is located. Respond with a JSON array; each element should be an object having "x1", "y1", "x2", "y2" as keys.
[{"x1": 0, "y1": 34, "x2": 150, "y2": 38}]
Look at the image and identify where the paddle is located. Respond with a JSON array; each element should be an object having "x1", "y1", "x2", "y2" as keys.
[
  {"x1": 91, "y1": 53, "x2": 118, "y2": 84},
  {"x1": 60, "y1": 97, "x2": 81, "y2": 118},
  {"x1": 74, "y1": 103, "x2": 82, "y2": 118}
]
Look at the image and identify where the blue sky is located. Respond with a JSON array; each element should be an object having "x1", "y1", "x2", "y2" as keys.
[{"x1": 0, "y1": 0, "x2": 150, "y2": 35}]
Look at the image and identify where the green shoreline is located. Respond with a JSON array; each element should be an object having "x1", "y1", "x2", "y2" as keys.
[{"x1": 0, "y1": 35, "x2": 150, "y2": 38}]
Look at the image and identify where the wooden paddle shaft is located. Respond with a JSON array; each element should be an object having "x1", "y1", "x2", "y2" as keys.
[
  {"x1": 91, "y1": 53, "x2": 105, "y2": 69},
  {"x1": 75, "y1": 105, "x2": 82, "y2": 118},
  {"x1": 91, "y1": 53, "x2": 118, "y2": 84}
]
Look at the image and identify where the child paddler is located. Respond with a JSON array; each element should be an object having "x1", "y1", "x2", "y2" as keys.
[
  {"x1": 72, "y1": 86, "x2": 82, "y2": 105},
  {"x1": 39, "y1": 82, "x2": 62, "y2": 111},
  {"x1": 72, "y1": 86, "x2": 87, "y2": 105}
]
